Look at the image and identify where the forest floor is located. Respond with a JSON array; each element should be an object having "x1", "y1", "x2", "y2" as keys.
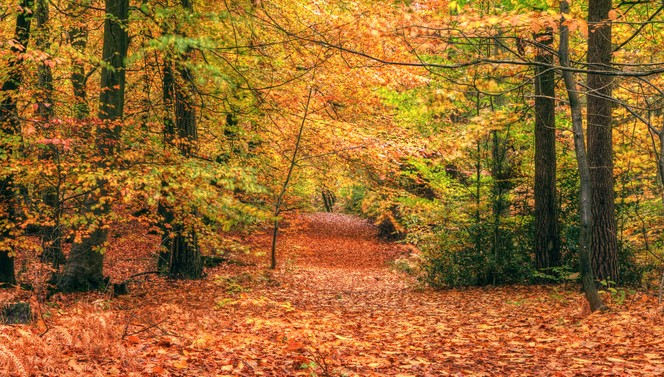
[{"x1": 2, "y1": 212, "x2": 664, "y2": 376}]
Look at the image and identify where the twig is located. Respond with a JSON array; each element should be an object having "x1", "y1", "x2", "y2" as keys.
[{"x1": 658, "y1": 270, "x2": 664, "y2": 304}]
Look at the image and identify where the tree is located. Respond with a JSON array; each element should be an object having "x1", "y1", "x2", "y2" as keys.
[
  {"x1": 68, "y1": 2, "x2": 90, "y2": 119},
  {"x1": 157, "y1": 0, "x2": 203, "y2": 279},
  {"x1": 533, "y1": 29, "x2": 560, "y2": 272},
  {"x1": 57, "y1": 0, "x2": 129, "y2": 291},
  {"x1": 33, "y1": 0, "x2": 65, "y2": 268},
  {"x1": 559, "y1": 0, "x2": 606, "y2": 312},
  {"x1": 1, "y1": 0, "x2": 33, "y2": 287},
  {"x1": 587, "y1": 0, "x2": 618, "y2": 283},
  {"x1": 270, "y1": 87, "x2": 314, "y2": 269}
]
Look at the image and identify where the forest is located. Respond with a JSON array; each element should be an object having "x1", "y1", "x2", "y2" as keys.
[{"x1": 1, "y1": 0, "x2": 664, "y2": 375}]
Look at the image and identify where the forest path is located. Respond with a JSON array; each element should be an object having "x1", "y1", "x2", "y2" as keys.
[
  {"x1": 149, "y1": 212, "x2": 661, "y2": 376},
  {"x1": 225, "y1": 213, "x2": 661, "y2": 376},
  {"x1": 267, "y1": 212, "x2": 412, "y2": 306},
  {"x1": 11, "y1": 213, "x2": 661, "y2": 376}
]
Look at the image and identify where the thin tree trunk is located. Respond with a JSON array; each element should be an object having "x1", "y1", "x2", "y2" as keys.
[
  {"x1": 158, "y1": 60, "x2": 176, "y2": 273},
  {"x1": 270, "y1": 87, "x2": 314, "y2": 269},
  {"x1": 533, "y1": 29, "x2": 560, "y2": 272},
  {"x1": 58, "y1": 0, "x2": 129, "y2": 292},
  {"x1": 560, "y1": 0, "x2": 606, "y2": 312},
  {"x1": 587, "y1": 0, "x2": 617, "y2": 283},
  {"x1": 0, "y1": 0, "x2": 33, "y2": 287}
]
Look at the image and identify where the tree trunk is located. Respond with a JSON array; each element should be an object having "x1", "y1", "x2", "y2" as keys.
[
  {"x1": 35, "y1": 0, "x2": 53, "y2": 120},
  {"x1": 34, "y1": 0, "x2": 65, "y2": 268},
  {"x1": 533, "y1": 29, "x2": 560, "y2": 272},
  {"x1": 158, "y1": 0, "x2": 203, "y2": 279},
  {"x1": 560, "y1": 0, "x2": 606, "y2": 312},
  {"x1": 58, "y1": 0, "x2": 129, "y2": 292},
  {"x1": 0, "y1": 1, "x2": 33, "y2": 287},
  {"x1": 270, "y1": 87, "x2": 313, "y2": 269},
  {"x1": 587, "y1": 0, "x2": 617, "y2": 283},
  {"x1": 69, "y1": 19, "x2": 90, "y2": 119},
  {"x1": 167, "y1": 228, "x2": 202, "y2": 279}
]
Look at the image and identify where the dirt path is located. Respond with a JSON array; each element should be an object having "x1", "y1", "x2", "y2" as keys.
[{"x1": 3, "y1": 213, "x2": 664, "y2": 376}]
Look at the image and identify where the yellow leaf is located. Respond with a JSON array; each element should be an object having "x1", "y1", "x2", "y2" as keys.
[{"x1": 173, "y1": 360, "x2": 188, "y2": 369}]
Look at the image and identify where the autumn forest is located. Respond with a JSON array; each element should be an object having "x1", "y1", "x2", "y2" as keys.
[{"x1": 1, "y1": 0, "x2": 664, "y2": 375}]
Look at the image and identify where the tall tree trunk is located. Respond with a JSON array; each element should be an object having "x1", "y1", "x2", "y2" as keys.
[
  {"x1": 490, "y1": 128, "x2": 513, "y2": 284},
  {"x1": 587, "y1": 0, "x2": 617, "y2": 283},
  {"x1": 34, "y1": 0, "x2": 64, "y2": 268},
  {"x1": 533, "y1": 29, "x2": 560, "y2": 272},
  {"x1": 35, "y1": 0, "x2": 53, "y2": 120},
  {"x1": 0, "y1": 1, "x2": 33, "y2": 287},
  {"x1": 58, "y1": 0, "x2": 129, "y2": 292},
  {"x1": 560, "y1": 0, "x2": 606, "y2": 312},
  {"x1": 158, "y1": 0, "x2": 203, "y2": 279},
  {"x1": 69, "y1": 19, "x2": 90, "y2": 119}
]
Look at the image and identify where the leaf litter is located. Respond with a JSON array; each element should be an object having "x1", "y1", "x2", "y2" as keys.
[{"x1": 1, "y1": 212, "x2": 663, "y2": 376}]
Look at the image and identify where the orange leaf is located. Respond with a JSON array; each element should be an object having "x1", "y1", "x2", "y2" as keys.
[
  {"x1": 608, "y1": 10, "x2": 618, "y2": 21},
  {"x1": 152, "y1": 366, "x2": 165, "y2": 374},
  {"x1": 286, "y1": 339, "x2": 305, "y2": 351},
  {"x1": 126, "y1": 335, "x2": 140, "y2": 344}
]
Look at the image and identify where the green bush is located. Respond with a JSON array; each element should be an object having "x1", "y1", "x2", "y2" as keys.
[{"x1": 420, "y1": 220, "x2": 534, "y2": 288}]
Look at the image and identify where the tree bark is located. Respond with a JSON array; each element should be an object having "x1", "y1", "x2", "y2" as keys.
[
  {"x1": 34, "y1": 0, "x2": 65, "y2": 268},
  {"x1": 560, "y1": 0, "x2": 606, "y2": 312},
  {"x1": 158, "y1": 0, "x2": 203, "y2": 279},
  {"x1": 533, "y1": 29, "x2": 560, "y2": 272},
  {"x1": 35, "y1": 0, "x2": 53, "y2": 120},
  {"x1": 587, "y1": 0, "x2": 617, "y2": 283},
  {"x1": 0, "y1": 0, "x2": 33, "y2": 287},
  {"x1": 69, "y1": 12, "x2": 90, "y2": 119},
  {"x1": 58, "y1": 0, "x2": 129, "y2": 292}
]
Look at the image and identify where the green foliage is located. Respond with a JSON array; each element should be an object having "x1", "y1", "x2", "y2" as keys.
[
  {"x1": 617, "y1": 241, "x2": 651, "y2": 287},
  {"x1": 419, "y1": 218, "x2": 534, "y2": 288},
  {"x1": 215, "y1": 273, "x2": 253, "y2": 294},
  {"x1": 339, "y1": 185, "x2": 367, "y2": 214}
]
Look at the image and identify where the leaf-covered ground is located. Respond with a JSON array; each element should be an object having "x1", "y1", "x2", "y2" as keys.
[{"x1": 2, "y1": 213, "x2": 664, "y2": 376}]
